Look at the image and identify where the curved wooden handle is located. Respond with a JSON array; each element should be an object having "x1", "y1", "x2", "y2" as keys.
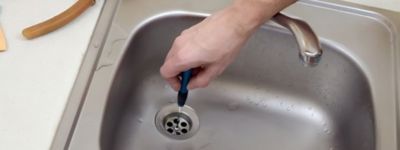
[
  {"x1": 22, "y1": 0, "x2": 95, "y2": 39},
  {"x1": 0, "y1": 26, "x2": 6, "y2": 51}
]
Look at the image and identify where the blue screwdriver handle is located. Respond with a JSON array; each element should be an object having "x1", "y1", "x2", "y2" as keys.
[{"x1": 178, "y1": 69, "x2": 192, "y2": 107}]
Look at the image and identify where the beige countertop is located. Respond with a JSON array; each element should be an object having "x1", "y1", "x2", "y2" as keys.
[{"x1": 0, "y1": 0, "x2": 104, "y2": 150}]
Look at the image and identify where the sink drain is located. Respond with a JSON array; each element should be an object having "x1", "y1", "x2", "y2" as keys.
[
  {"x1": 163, "y1": 112, "x2": 191, "y2": 135},
  {"x1": 155, "y1": 104, "x2": 199, "y2": 140}
]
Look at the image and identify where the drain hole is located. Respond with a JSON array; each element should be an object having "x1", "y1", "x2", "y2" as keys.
[
  {"x1": 167, "y1": 122, "x2": 173, "y2": 127},
  {"x1": 181, "y1": 122, "x2": 187, "y2": 127},
  {"x1": 156, "y1": 106, "x2": 199, "y2": 140},
  {"x1": 167, "y1": 128, "x2": 173, "y2": 133},
  {"x1": 181, "y1": 129, "x2": 188, "y2": 133}
]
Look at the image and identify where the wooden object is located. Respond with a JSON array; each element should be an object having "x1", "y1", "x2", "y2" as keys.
[
  {"x1": 22, "y1": 0, "x2": 95, "y2": 39},
  {"x1": 0, "y1": 26, "x2": 6, "y2": 51}
]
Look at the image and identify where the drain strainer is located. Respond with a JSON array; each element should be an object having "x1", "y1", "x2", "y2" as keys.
[{"x1": 155, "y1": 104, "x2": 199, "y2": 140}]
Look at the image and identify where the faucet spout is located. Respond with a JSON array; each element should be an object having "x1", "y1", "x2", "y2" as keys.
[{"x1": 272, "y1": 13, "x2": 323, "y2": 67}]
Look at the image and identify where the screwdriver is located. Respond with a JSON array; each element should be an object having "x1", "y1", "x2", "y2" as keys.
[{"x1": 177, "y1": 69, "x2": 192, "y2": 108}]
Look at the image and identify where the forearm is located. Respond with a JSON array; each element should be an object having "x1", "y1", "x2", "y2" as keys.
[{"x1": 226, "y1": 0, "x2": 296, "y2": 36}]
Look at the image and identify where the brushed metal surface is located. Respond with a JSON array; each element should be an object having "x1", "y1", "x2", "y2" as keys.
[
  {"x1": 97, "y1": 13, "x2": 373, "y2": 150},
  {"x1": 60, "y1": 0, "x2": 399, "y2": 150}
]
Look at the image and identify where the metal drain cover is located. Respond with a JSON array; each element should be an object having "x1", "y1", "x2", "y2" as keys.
[{"x1": 155, "y1": 104, "x2": 199, "y2": 140}]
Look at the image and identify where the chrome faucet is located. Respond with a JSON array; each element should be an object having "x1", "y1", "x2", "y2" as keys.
[{"x1": 272, "y1": 13, "x2": 323, "y2": 67}]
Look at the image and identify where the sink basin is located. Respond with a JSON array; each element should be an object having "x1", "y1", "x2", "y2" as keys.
[
  {"x1": 52, "y1": 0, "x2": 399, "y2": 150},
  {"x1": 103, "y1": 13, "x2": 374, "y2": 150}
]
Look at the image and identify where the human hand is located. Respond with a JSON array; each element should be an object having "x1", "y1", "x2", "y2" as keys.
[
  {"x1": 160, "y1": 8, "x2": 253, "y2": 91},
  {"x1": 160, "y1": 0, "x2": 295, "y2": 91}
]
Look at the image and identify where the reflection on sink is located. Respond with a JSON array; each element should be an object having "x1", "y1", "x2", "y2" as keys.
[
  {"x1": 100, "y1": 13, "x2": 373, "y2": 150},
  {"x1": 61, "y1": 1, "x2": 399, "y2": 150}
]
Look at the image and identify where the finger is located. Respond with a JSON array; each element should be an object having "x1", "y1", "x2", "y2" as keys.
[
  {"x1": 161, "y1": 37, "x2": 191, "y2": 79},
  {"x1": 161, "y1": 20, "x2": 209, "y2": 90},
  {"x1": 166, "y1": 22, "x2": 203, "y2": 59},
  {"x1": 165, "y1": 36, "x2": 186, "y2": 60},
  {"x1": 191, "y1": 67, "x2": 203, "y2": 77},
  {"x1": 163, "y1": 18, "x2": 209, "y2": 68},
  {"x1": 188, "y1": 65, "x2": 221, "y2": 89},
  {"x1": 161, "y1": 40, "x2": 207, "y2": 79},
  {"x1": 160, "y1": 56, "x2": 202, "y2": 80},
  {"x1": 165, "y1": 77, "x2": 180, "y2": 91}
]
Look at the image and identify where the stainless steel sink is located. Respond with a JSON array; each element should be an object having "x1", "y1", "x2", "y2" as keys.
[{"x1": 51, "y1": 0, "x2": 399, "y2": 150}]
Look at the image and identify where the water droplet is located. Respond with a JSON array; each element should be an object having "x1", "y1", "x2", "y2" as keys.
[
  {"x1": 279, "y1": 102, "x2": 283, "y2": 106},
  {"x1": 307, "y1": 106, "x2": 312, "y2": 110},
  {"x1": 262, "y1": 102, "x2": 268, "y2": 107},
  {"x1": 286, "y1": 107, "x2": 291, "y2": 111},
  {"x1": 323, "y1": 128, "x2": 329, "y2": 133},
  {"x1": 137, "y1": 118, "x2": 143, "y2": 123},
  {"x1": 329, "y1": 147, "x2": 334, "y2": 150}
]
